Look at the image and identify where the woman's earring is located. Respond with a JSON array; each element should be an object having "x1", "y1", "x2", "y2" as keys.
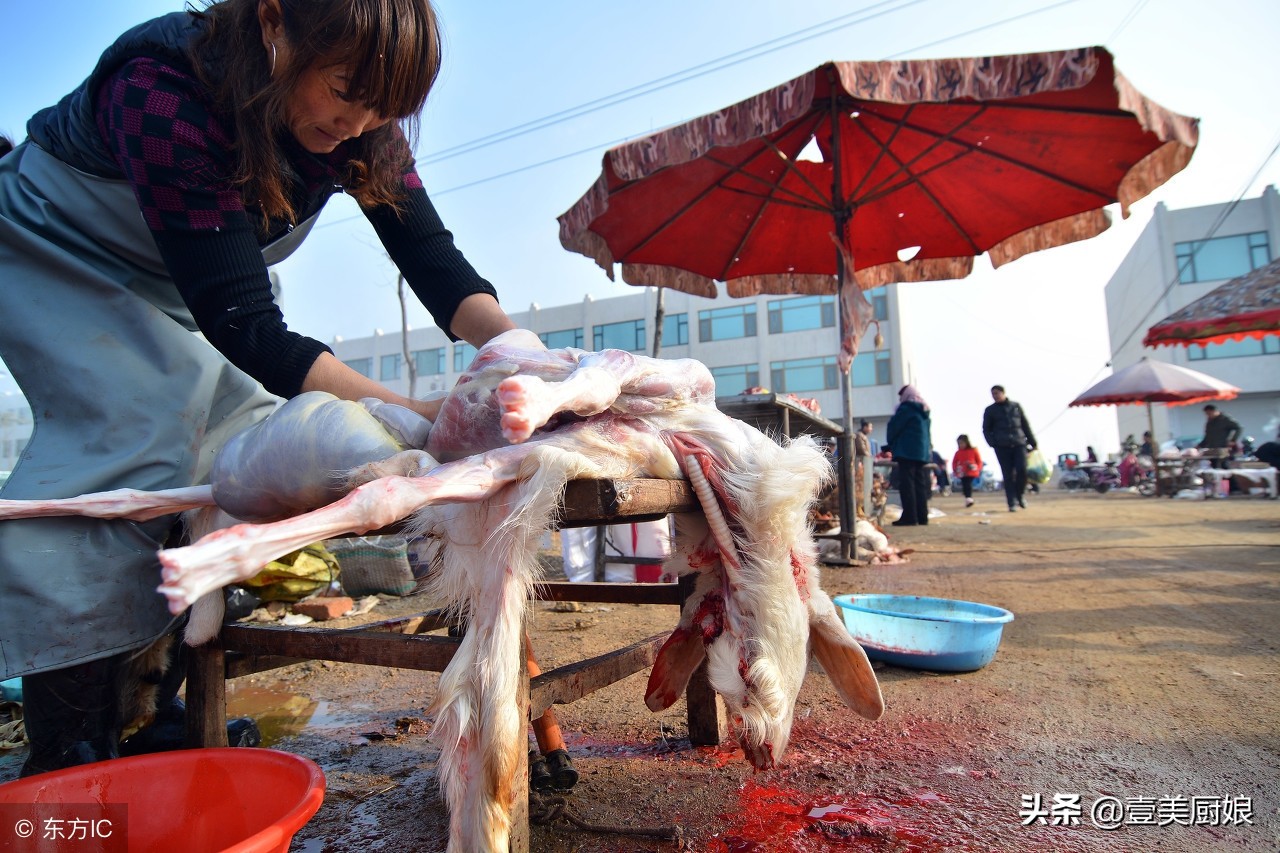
[{"x1": 269, "y1": 41, "x2": 277, "y2": 77}]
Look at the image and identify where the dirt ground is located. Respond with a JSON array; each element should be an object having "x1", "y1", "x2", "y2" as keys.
[{"x1": 3, "y1": 488, "x2": 1278, "y2": 851}]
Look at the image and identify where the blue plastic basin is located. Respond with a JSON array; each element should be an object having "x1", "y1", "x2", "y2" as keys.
[{"x1": 833, "y1": 593, "x2": 1014, "y2": 672}]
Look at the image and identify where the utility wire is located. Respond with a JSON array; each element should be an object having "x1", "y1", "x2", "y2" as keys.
[
  {"x1": 1105, "y1": 0, "x2": 1151, "y2": 45},
  {"x1": 1034, "y1": 129, "x2": 1280, "y2": 439},
  {"x1": 1107, "y1": 128, "x2": 1280, "y2": 360},
  {"x1": 419, "y1": 0, "x2": 927, "y2": 165},
  {"x1": 317, "y1": 0, "x2": 1090, "y2": 231}
]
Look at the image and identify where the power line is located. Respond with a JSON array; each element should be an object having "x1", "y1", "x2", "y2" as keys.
[
  {"x1": 419, "y1": 0, "x2": 928, "y2": 166},
  {"x1": 1105, "y1": 0, "x2": 1152, "y2": 45},
  {"x1": 318, "y1": 0, "x2": 1090, "y2": 231},
  {"x1": 1107, "y1": 128, "x2": 1280, "y2": 360}
]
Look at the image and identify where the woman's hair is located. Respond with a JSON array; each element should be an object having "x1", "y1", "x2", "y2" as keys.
[
  {"x1": 957, "y1": 434, "x2": 971, "y2": 448},
  {"x1": 189, "y1": 0, "x2": 441, "y2": 225}
]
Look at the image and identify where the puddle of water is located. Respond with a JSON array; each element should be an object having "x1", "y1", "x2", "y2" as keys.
[{"x1": 224, "y1": 684, "x2": 324, "y2": 747}]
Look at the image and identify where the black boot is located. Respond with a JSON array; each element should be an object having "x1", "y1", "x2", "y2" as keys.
[
  {"x1": 119, "y1": 696, "x2": 260, "y2": 755},
  {"x1": 119, "y1": 635, "x2": 260, "y2": 755},
  {"x1": 20, "y1": 656, "x2": 123, "y2": 777}
]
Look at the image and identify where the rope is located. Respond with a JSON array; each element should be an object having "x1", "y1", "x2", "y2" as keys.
[
  {"x1": 530, "y1": 793, "x2": 685, "y2": 845},
  {"x1": 0, "y1": 701, "x2": 26, "y2": 750}
]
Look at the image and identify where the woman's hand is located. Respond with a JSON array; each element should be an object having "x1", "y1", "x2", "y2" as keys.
[{"x1": 301, "y1": 352, "x2": 444, "y2": 419}]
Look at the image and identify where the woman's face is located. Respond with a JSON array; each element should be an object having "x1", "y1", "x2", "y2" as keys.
[{"x1": 285, "y1": 63, "x2": 391, "y2": 154}]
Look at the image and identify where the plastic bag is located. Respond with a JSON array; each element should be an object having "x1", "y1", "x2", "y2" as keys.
[
  {"x1": 241, "y1": 544, "x2": 341, "y2": 602},
  {"x1": 1026, "y1": 449, "x2": 1052, "y2": 484},
  {"x1": 325, "y1": 535, "x2": 417, "y2": 596}
]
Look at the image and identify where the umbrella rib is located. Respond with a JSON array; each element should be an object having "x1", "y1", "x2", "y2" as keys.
[
  {"x1": 841, "y1": 101, "x2": 986, "y2": 207},
  {"x1": 855, "y1": 102, "x2": 1119, "y2": 203},
  {"x1": 839, "y1": 104, "x2": 986, "y2": 255},
  {"x1": 716, "y1": 134, "x2": 836, "y2": 280},
  {"x1": 762, "y1": 134, "x2": 835, "y2": 212},
  {"x1": 615, "y1": 116, "x2": 832, "y2": 268}
]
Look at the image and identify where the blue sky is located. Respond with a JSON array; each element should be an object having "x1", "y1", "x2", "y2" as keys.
[{"x1": 4, "y1": 0, "x2": 1279, "y2": 459}]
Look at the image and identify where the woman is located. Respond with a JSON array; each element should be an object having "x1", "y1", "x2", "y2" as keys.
[
  {"x1": 952, "y1": 434, "x2": 983, "y2": 508},
  {"x1": 0, "y1": 0, "x2": 517, "y2": 775},
  {"x1": 885, "y1": 385, "x2": 932, "y2": 527}
]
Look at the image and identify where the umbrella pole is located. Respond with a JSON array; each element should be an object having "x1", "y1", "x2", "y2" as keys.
[
  {"x1": 1147, "y1": 401, "x2": 1160, "y2": 497},
  {"x1": 831, "y1": 94, "x2": 858, "y2": 565}
]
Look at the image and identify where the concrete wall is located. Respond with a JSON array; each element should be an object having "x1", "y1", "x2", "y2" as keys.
[
  {"x1": 330, "y1": 285, "x2": 910, "y2": 429},
  {"x1": 1104, "y1": 186, "x2": 1280, "y2": 447}
]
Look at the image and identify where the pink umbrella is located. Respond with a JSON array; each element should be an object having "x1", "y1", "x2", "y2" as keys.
[
  {"x1": 1068, "y1": 357, "x2": 1239, "y2": 407},
  {"x1": 1069, "y1": 358, "x2": 1239, "y2": 495}
]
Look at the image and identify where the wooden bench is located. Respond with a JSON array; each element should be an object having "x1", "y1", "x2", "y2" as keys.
[{"x1": 184, "y1": 477, "x2": 720, "y2": 852}]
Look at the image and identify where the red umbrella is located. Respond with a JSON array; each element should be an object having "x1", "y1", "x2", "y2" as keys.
[
  {"x1": 1144, "y1": 257, "x2": 1280, "y2": 348},
  {"x1": 559, "y1": 46, "x2": 1198, "y2": 556}
]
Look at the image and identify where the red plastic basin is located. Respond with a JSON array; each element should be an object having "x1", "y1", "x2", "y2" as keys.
[{"x1": 0, "y1": 748, "x2": 324, "y2": 852}]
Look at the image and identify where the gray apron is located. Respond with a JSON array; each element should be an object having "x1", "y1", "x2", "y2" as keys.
[{"x1": 0, "y1": 142, "x2": 312, "y2": 678}]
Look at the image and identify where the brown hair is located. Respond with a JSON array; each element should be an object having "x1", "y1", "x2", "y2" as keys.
[{"x1": 189, "y1": 0, "x2": 441, "y2": 226}]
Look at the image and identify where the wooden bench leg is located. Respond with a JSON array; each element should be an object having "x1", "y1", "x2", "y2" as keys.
[
  {"x1": 685, "y1": 658, "x2": 724, "y2": 746},
  {"x1": 676, "y1": 573, "x2": 724, "y2": 746},
  {"x1": 510, "y1": 628, "x2": 530, "y2": 853},
  {"x1": 185, "y1": 637, "x2": 228, "y2": 748}
]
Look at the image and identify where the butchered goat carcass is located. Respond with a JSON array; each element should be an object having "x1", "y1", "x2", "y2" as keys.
[{"x1": 1, "y1": 329, "x2": 883, "y2": 853}]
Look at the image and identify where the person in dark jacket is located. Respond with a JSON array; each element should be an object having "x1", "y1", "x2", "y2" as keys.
[
  {"x1": 0, "y1": 0, "x2": 520, "y2": 777},
  {"x1": 1198, "y1": 405, "x2": 1241, "y2": 469},
  {"x1": 886, "y1": 385, "x2": 933, "y2": 526},
  {"x1": 982, "y1": 385, "x2": 1038, "y2": 512}
]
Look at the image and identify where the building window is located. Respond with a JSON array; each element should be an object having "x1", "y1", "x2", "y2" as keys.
[
  {"x1": 851, "y1": 351, "x2": 892, "y2": 387},
  {"x1": 379, "y1": 353, "x2": 401, "y2": 381},
  {"x1": 868, "y1": 286, "x2": 888, "y2": 321},
  {"x1": 411, "y1": 347, "x2": 446, "y2": 376},
  {"x1": 343, "y1": 357, "x2": 373, "y2": 378},
  {"x1": 1176, "y1": 232, "x2": 1270, "y2": 284},
  {"x1": 540, "y1": 328, "x2": 584, "y2": 350},
  {"x1": 767, "y1": 295, "x2": 835, "y2": 334},
  {"x1": 593, "y1": 319, "x2": 645, "y2": 352},
  {"x1": 698, "y1": 305, "x2": 757, "y2": 342},
  {"x1": 709, "y1": 363, "x2": 760, "y2": 396},
  {"x1": 454, "y1": 343, "x2": 478, "y2": 372},
  {"x1": 770, "y1": 356, "x2": 839, "y2": 393},
  {"x1": 1187, "y1": 336, "x2": 1280, "y2": 361},
  {"x1": 661, "y1": 312, "x2": 689, "y2": 346}
]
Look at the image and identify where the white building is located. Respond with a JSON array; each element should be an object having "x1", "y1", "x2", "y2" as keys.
[
  {"x1": 0, "y1": 287, "x2": 910, "y2": 482},
  {"x1": 0, "y1": 392, "x2": 32, "y2": 476},
  {"x1": 330, "y1": 286, "x2": 911, "y2": 434},
  {"x1": 1103, "y1": 186, "x2": 1280, "y2": 447}
]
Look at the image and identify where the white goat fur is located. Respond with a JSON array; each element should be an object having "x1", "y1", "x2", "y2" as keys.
[{"x1": 0, "y1": 331, "x2": 882, "y2": 853}]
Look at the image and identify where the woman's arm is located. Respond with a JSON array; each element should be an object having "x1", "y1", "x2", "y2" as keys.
[
  {"x1": 298, "y1": 296, "x2": 517, "y2": 421},
  {"x1": 301, "y1": 352, "x2": 447, "y2": 422},
  {"x1": 449, "y1": 293, "x2": 518, "y2": 347}
]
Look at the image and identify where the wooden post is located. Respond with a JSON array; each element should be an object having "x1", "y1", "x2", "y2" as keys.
[
  {"x1": 509, "y1": 617, "x2": 530, "y2": 853},
  {"x1": 184, "y1": 637, "x2": 228, "y2": 748},
  {"x1": 677, "y1": 575, "x2": 723, "y2": 745}
]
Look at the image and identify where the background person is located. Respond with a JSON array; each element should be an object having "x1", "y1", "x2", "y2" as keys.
[
  {"x1": 983, "y1": 385, "x2": 1038, "y2": 512},
  {"x1": 886, "y1": 385, "x2": 932, "y2": 527},
  {"x1": 1198, "y1": 405, "x2": 1241, "y2": 469},
  {"x1": 853, "y1": 418, "x2": 876, "y2": 518},
  {"x1": 930, "y1": 446, "x2": 950, "y2": 496},
  {"x1": 0, "y1": 0, "x2": 519, "y2": 776},
  {"x1": 952, "y1": 434, "x2": 983, "y2": 508}
]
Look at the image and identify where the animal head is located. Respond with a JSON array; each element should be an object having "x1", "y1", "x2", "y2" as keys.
[{"x1": 648, "y1": 426, "x2": 883, "y2": 768}]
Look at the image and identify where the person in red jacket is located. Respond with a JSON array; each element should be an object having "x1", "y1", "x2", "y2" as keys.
[{"x1": 952, "y1": 434, "x2": 984, "y2": 508}]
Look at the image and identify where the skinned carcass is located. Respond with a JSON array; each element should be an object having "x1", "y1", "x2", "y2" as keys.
[{"x1": 1, "y1": 329, "x2": 883, "y2": 853}]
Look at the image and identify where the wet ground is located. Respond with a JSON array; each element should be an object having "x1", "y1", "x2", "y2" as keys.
[{"x1": 2, "y1": 488, "x2": 1277, "y2": 851}]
